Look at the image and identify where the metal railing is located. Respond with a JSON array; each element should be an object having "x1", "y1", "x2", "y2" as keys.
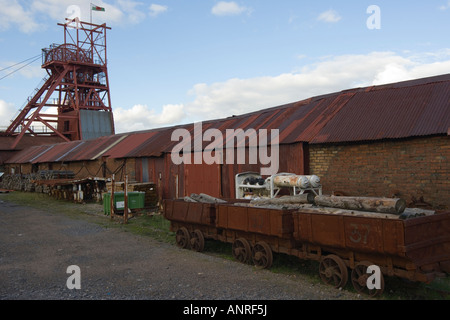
[
  {"x1": 42, "y1": 43, "x2": 94, "y2": 65},
  {"x1": 3, "y1": 124, "x2": 54, "y2": 135}
]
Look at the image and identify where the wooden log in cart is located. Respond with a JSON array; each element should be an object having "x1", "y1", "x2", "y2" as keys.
[
  {"x1": 250, "y1": 194, "x2": 315, "y2": 205},
  {"x1": 190, "y1": 193, "x2": 227, "y2": 203},
  {"x1": 314, "y1": 195, "x2": 406, "y2": 214}
]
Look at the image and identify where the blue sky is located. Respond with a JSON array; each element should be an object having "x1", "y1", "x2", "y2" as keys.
[{"x1": 1, "y1": 0, "x2": 450, "y2": 133}]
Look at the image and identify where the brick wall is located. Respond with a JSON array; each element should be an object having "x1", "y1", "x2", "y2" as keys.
[{"x1": 309, "y1": 135, "x2": 449, "y2": 209}]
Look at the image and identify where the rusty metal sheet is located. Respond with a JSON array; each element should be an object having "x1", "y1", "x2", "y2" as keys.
[
  {"x1": 380, "y1": 219, "x2": 405, "y2": 255},
  {"x1": 403, "y1": 211, "x2": 450, "y2": 268},
  {"x1": 61, "y1": 134, "x2": 126, "y2": 161},
  {"x1": 292, "y1": 211, "x2": 312, "y2": 243},
  {"x1": 103, "y1": 132, "x2": 156, "y2": 159},
  {"x1": 293, "y1": 211, "x2": 401, "y2": 254},
  {"x1": 310, "y1": 79, "x2": 450, "y2": 144},
  {"x1": 310, "y1": 214, "x2": 346, "y2": 248},
  {"x1": 12, "y1": 134, "x2": 126, "y2": 163},
  {"x1": 0, "y1": 135, "x2": 64, "y2": 153},
  {"x1": 163, "y1": 199, "x2": 216, "y2": 226},
  {"x1": 293, "y1": 209, "x2": 450, "y2": 265},
  {"x1": 185, "y1": 202, "x2": 216, "y2": 225},
  {"x1": 217, "y1": 204, "x2": 247, "y2": 231},
  {"x1": 343, "y1": 216, "x2": 384, "y2": 253},
  {"x1": 184, "y1": 161, "x2": 221, "y2": 198},
  {"x1": 165, "y1": 199, "x2": 189, "y2": 222},
  {"x1": 217, "y1": 204, "x2": 294, "y2": 238},
  {"x1": 162, "y1": 199, "x2": 174, "y2": 219},
  {"x1": 31, "y1": 141, "x2": 84, "y2": 164},
  {"x1": 5, "y1": 144, "x2": 51, "y2": 164},
  {"x1": 123, "y1": 127, "x2": 180, "y2": 158},
  {"x1": 249, "y1": 207, "x2": 294, "y2": 237}
]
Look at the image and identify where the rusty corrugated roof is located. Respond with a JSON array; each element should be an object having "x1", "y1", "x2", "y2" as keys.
[
  {"x1": 310, "y1": 78, "x2": 450, "y2": 144},
  {"x1": 104, "y1": 131, "x2": 158, "y2": 158},
  {"x1": 6, "y1": 144, "x2": 53, "y2": 164},
  {"x1": 6, "y1": 73, "x2": 449, "y2": 164},
  {"x1": 0, "y1": 135, "x2": 65, "y2": 152},
  {"x1": 33, "y1": 140, "x2": 85, "y2": 164},
  {"x1": 56, "y1": 134, "x2": 127, "y2": 161}
]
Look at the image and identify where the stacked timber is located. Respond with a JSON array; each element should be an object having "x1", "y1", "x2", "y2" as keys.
[
  {"x1": 184, "y1": 193, "x2": 227, "y2": 204},
  {"x1": 250, "y1": 194, "x2": 315, "y2": 206},
  {"x1": 38, "y1": 170, "x2": 75, "y2": 180},
  {"x1": 231, "y1": 194, "x2": 432, "y2": 220},
  {"x1": 232, "y1": 194, "x2": 315, "y2": 211},
  {"x1": 23, "y1": 173, "x2": 39, "y2": 192},
  {"x1": 0, "y1": 171, "x2": 76, "y2": 193},
  {"x1": 130, "y1": 183, "x2": 158, "y2": 208},
  {"x1": 399, "y1": 207, "x2": 435, "y2": 219},
  {"x1": 292, "y1": 205, "x2": 401, "y2": 219},
  {"x1": 106, "y1": 181, "x2": 129, "y2": 192},
  {"x1": 314, "y1": 195, "x2": 406, "y2": 215},
  {"x1": 1, "y1": 174, "x2": 28, "y2": 191}
]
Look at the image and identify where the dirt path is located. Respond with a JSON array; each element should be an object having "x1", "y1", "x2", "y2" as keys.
[{"x1": 0, "y1": 196, "x2": 367, "y2": 303}]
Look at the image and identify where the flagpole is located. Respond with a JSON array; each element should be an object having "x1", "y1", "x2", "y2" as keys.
[{"x1": 90, "y1": 3, "x2": 92, "y2": 24}]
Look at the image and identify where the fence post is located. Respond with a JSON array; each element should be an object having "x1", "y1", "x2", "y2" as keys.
[{"x1": 110, "y1": 174, "x2": 115, "y2": 219}]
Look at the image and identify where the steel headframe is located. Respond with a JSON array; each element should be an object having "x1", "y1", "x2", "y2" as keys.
[{"x1": 5, "y1": 18, "x2": 115, "y2": 149}]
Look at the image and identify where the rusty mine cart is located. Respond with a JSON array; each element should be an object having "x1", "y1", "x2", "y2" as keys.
[{"x1": 163, "y1": 192, "x2": 450, "y2": 297}]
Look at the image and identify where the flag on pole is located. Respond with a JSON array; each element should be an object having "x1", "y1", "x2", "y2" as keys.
[
  {"x1": 90, "y1": 3, "x2": 105, "y2": 24},
  {"x1": 91, "y1": 4, "x2": 105, "y2": 12}
]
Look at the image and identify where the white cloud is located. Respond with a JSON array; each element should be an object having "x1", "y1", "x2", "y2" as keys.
[
  {"x1": 116, "y1": 0, "x2": 147, "y2": 24},
  {"x1": 30, "y1": 0, "x2": 125, "y2": 25},
  {"x1": 181, "y1": 51, "x2": 450, "y2": 123},
  {"x1": 149, "y1": 4, "x2": 168, "y2": 17},
  {"x1": 0, "y1": 0, "x2": 42, "y2": 33},
  {"x1": 439, "y1": 0, "x2": 450, "y2": 10},
  {"x1": 317, "y1": 9, "x2": 342, "y2": 23},
  {"x1": 0, "y1": 100, "x2": 16, "y2": 128},
  {"x1": 113, "y1": 103, "x2": 185, "y2": 133},
  {"x1": 211, "y1": 1, "x2": 251, "y2": 16},
  {"x1": 0, "y1": 0, "x2": 150, "y2": 33}
]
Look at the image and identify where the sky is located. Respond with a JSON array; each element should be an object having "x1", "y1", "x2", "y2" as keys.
[{"x1": 0, "y1": 0, "x2": 450, "y2": 134}]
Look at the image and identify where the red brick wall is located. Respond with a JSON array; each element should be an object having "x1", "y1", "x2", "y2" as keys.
[{"x1": 309, "y1": 135, "x2": 449, "y2": 209}]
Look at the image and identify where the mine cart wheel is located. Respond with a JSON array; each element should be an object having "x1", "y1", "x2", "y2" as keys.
[
  {"x1": 319, "y1": 254, "x2": 349, "y2": 289},
  {"x1": 176, "y1": 227, "x2": 191, "y2": 249},
  {"x1": 232, "y1": 238, "x2": 252, "y2": 264},
  {"x1": 351, "y1": 261, "x2": 385, "y2": 297},
  {"x1": 190, "y1": 229, "x2": 205, "y2": 252},
  {"x1": 252, "y1": 241, "x2": 273, "y2": 269}
]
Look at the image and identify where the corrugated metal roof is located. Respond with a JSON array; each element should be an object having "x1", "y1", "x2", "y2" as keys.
[
  {"x1": 0, "y1": 135, "x2": 65, "y2": 152},
  {"x1": 6, "y1": 73, "x2": 450, "y2": 164},
  {"x1": 7, "y1": 144, "x2": 53, "y2": 164},
  {"x1": 34, "y1": 140, "x2": 85, "y2": 164},
  {"x1": 310, "y1": 79, "x2": 450, "y2": 143},
  {"x1": 104, "y1": 131, "x2": 158, "y2": 158},
  {"x1": 56, "y1": 134, "x2": 127, "y2": 161}
]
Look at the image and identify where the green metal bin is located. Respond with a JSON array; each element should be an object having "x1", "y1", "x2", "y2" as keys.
[{"x1": 103, "y1": 191, "x2": 145, "y2": 215}]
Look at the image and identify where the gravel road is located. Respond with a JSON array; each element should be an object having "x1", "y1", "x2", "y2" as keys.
[{"x1": 0, "y1": 195, "x2": 366, "y2": 303}]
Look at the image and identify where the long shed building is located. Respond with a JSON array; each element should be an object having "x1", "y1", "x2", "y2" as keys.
[{"x1": 4, "y1": 74, "x2": 450, "y2": 209}]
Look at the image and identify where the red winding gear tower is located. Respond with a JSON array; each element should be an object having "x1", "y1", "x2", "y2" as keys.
[{"x1": 4, "y1": 18, "x2": 115, "y2": 149}]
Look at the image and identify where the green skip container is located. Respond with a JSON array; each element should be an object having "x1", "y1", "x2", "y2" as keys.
[{"x1": 103, "y1": 192, "x2": 145, "y2": 215}]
